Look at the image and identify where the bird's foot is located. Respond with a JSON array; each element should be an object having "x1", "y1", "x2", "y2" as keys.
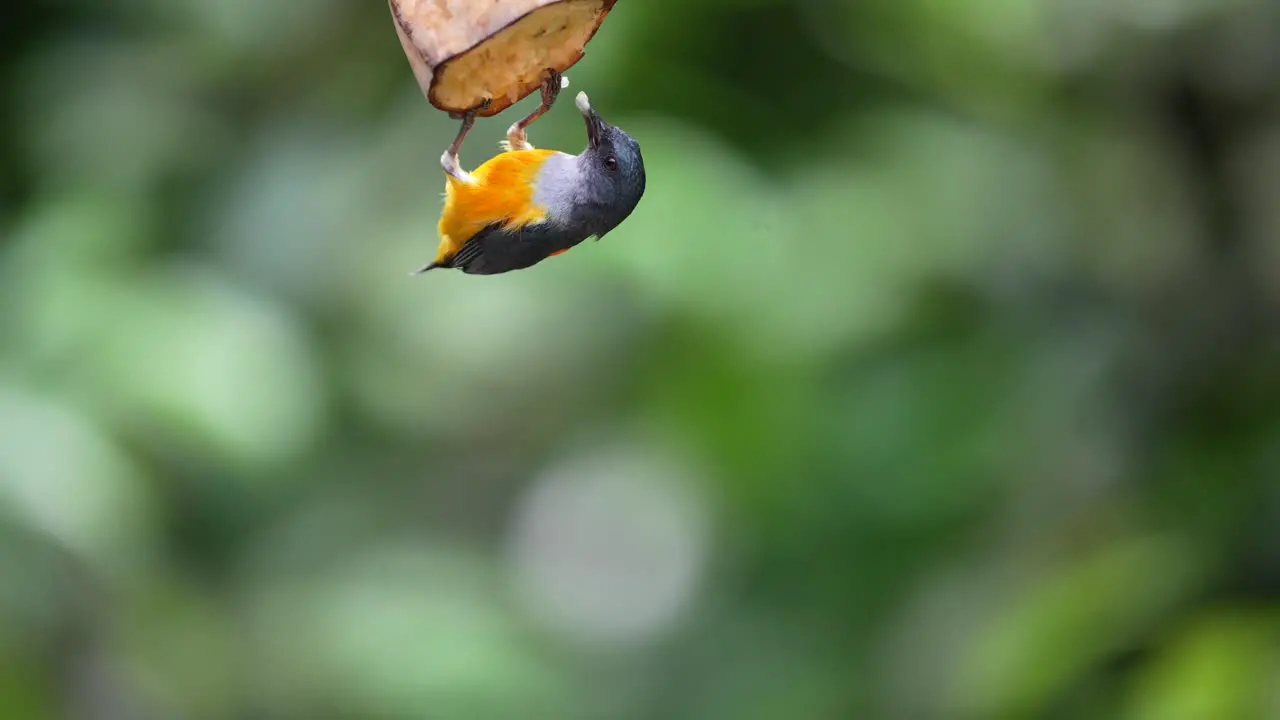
[
  {"x1": 442, "y1": 99, "x2": 490, "y2": 181},
  {"x1": 501, "y1": 70, "x2": 568, "y2": 152}
]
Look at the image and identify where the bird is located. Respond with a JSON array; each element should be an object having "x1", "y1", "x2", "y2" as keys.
[{"x1": 414, "y1": 71, "x2": 646, "y2": 276}]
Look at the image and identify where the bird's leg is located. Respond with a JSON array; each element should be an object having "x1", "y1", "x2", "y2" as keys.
[
  {"x1": 502, "y1": 69, "x2": 567, "y2": 152},
  {"x1": 441, "y1": 100, "x2": 489, "y2": 183}
]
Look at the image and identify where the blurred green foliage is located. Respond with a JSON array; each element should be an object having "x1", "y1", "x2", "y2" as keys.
[{"x1": 2, "y1": 0, "x2": 1280, "y2": 718}]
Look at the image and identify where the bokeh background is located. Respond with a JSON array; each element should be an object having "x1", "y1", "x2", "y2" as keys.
[{"x1": 3, "y1": 0, "x2": 1280, "y2": 717}]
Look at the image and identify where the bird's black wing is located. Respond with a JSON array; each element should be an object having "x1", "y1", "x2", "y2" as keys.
[{"x1": 441, "y1": 221, "x2": 586, "y2": 276}]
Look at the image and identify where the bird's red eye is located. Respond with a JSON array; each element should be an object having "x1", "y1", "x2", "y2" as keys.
[{"x1": 605, "y1": 156, "x2": 618, "y2": 171}]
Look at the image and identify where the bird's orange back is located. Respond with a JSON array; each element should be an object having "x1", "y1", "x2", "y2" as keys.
[{"x1": 435, "y1": 149, "x2": 557, "y2": 260}]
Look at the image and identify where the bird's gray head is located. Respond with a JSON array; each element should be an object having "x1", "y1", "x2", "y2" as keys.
[{"x1": 573, "y1": 92, "x2": 645, "y2": 239}]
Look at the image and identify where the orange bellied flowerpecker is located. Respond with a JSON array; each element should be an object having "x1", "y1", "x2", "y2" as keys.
[{"x1": 413, "y1": 70, "x2": 646, "y2": 276}]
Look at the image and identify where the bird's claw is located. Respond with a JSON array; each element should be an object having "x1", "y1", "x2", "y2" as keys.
[
  {"x1": 541, "y1": 68, "x2": 563, "y2": 106},
  {"x1": 443, "y1": 99, "x2": 490, "y2": 181},
  {"x1": 449, "y1": 98, "x2": 492, "y2": 120},
  {"x1": 502, "y1": 71, "x2": 564, "y2": 152}
]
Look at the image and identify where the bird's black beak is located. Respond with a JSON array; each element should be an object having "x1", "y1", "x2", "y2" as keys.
[{"x1": 576, "y1": 91, "x2": 605, "y2": 148}]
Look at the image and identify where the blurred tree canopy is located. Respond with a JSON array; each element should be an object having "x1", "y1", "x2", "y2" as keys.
[{"x1": 1, "y1": 0, "x2": 1280, "y2": 718}]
